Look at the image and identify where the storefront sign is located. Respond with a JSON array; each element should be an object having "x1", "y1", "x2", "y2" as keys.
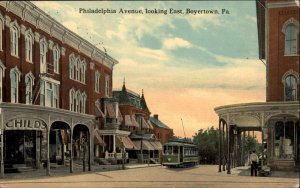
[{"x1": 5, "y1": 118, "x2": 47, "y2": 131}]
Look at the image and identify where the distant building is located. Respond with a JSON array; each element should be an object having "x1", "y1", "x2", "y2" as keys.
[
  {"x1": 149, "y1": 114, "x2": 174, "y2": 145},
  {"x1": 215, "y1": 0, "x2": 299, "y2": 172}
]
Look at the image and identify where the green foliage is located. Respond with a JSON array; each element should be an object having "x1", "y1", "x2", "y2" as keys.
[{"x1": 193, "y1": 126, "x2": 219, "y2": 164}]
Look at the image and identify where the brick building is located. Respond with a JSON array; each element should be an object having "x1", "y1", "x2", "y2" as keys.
[
  {"x1": 149, "y1": 114, "x2": 173, "y2": 145},
  {"x1": 215, "y1": 0, "x2": 299, "y2": 173},
  {"x1": 0, "y1": 1, "x2": 118, "y2": 177}
]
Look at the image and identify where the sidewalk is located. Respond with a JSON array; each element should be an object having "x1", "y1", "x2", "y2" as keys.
[
  {"x1": 1, "y1": 163, "x2": 162, "y2": 180},
  {"x1": 221, "y1": 165, "x2": 299, "y2": 178}
]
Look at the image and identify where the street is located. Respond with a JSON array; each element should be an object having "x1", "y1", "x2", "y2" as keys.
[{"x1": 0, "y1": 165, "x2": 298, "y2": 188}]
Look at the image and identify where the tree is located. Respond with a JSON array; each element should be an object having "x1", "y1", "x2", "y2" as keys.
[{"x1": 193, "y1": 126, "x2": 219, "y2": 164}]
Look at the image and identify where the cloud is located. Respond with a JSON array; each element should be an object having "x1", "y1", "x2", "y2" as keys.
[{"x1": 163, "y1": 37, "x2": 192, "y2": 50}]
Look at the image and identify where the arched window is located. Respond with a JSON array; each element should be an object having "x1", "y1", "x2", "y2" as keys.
[
  {"x1": 0, "y1": 13, "x2": 4, "y2": 51},
  {"x1": 69, "y1": 88, "x2": 75, "y2": 111},
  {"x1": 25, "y1": 30, "x2": 34, "y2": 63},
  {"x1": 40, "y1": 38, "x2": 47, "y2": 74},
  {"x1": 95, "y1": 70, "x2": 100, "y2": 93},
  {"x1": 82, "y1": 92, "x2": 87, "y2": 114},
  {"x1": 69, "y1": 54, "x2": 75, "y2": 79},
  {"x1": 10, "y1": 66, "x2": 21, "y2": 103},
  {"x1": 25, "y1": 72, "x2": 35, "y2": 104},
  {"x1": 53, "y1": 45, "x2": 60, "y2": 74},
  {"x1": 284, "y1": 75, "x2": 297, "y2": 101},
  {"x1": 76, "y1": 91, "x2": 81, "y2": 112},
  {"x1": 285, "y1": 24, "x2": 297, "y2": 54},
  {"x1": 105, "y1": 75, "x2": 110, "y2": 97},
  {"x1": 10, "y1": 26, "x2": 19, "y2": 57},
  {"x1": 0, "y1": 60, "x2": 6, "y2": 102}
]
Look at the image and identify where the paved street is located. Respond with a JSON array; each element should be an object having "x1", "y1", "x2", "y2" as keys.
[{"x1": 0, "y1": 165, "x2": 299, "y2": 188}]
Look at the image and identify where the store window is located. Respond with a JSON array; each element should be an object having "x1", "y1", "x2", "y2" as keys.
[{"x1": 274, "y1": 121, "x2": 295, "y2": 159}]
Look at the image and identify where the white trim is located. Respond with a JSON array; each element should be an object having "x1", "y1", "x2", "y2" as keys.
[
  {"x1": 267, "y1": 1, "x2": 299, "y2": 8},
  {"x1": 25, "y1": 71, "x2": 35, "y2": 104},
  {"x1": 53, "y1": 44, "x2": 60, "y2": 74},
  {"x1": 282, "y1": 69, "x2": 300, "y2": 84}
]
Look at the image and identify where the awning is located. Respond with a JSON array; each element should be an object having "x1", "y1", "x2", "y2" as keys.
[
  {"x1": 60, "y1": 130, "x2": 68, "y2": 145},
  {"x1": 106, "y1": 103, "x2": 116, "y2": 118},
  {"x1": 94, "y1": 129, "x2": 106, "y2": 147},
  {"x1": 118, "y1": 109, "x2": 123, "y2": 122},
  {"x1": 131, "y1": 115, "x2": 140, "y2": 128},
  {"x1": 125, "y1": 115, "x2": 133, "y2": 127},
  {"x1": 132, "y1": 140, "x2": 141, "y2": 150},
  {"x1": 151, "y1": 141, "x2": 163, "y2": 150},
  {"x1": 141, "y1": 118, "x2": 149, "y2": 129},
  {"x1": 116, "y1": 136, "x2": 135, "y2": 149},
  {"x1": 147, "y1": 120, "x2": 154, "y2": 129},
  {"x1": 95, "y1": 100, "x2": 105, "y2": 118},
  {"x1": 141, "y1": 140, "x2": 155, "y2": 150}
]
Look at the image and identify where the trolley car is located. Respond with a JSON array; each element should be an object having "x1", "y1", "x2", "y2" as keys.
[{"x1": 162, "y1": 139, "x2": 199, "y2": 167}]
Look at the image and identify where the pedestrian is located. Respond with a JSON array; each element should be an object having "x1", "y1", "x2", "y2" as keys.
[{"x1": 250, "y1": 150, "x2": 259, "y2": 176}]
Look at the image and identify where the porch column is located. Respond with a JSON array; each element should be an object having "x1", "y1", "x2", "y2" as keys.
[
  {"x1": 70, "y1": 121, "x2": 73, "y2": 173},
  {"x1": 294, "y1": 121, "x2": 296, "y2": 158},
  {"x1": 46, "y1": 117, "x2": 50, "y2": 176},
  {"x1": 0, "y1": 129, "x2": 4, "y2": 178},
  {"x1": 113, "y1": 135, "x2": 116, "y2": 153},
  {"x1": 88, "y1": 130, "x2": 91, "y2": 171},
  {"x1": 237, "y1": 130, "x2": 241, "y2": 166},
  {"x1": 218, "y1": 119, "x2": 222, "y2": 172},
  {"x1": 227, "y1": 125, "x2": 231, "y2": 174},
  {"x1": 222, "y1": 124, "x2": 226, "y2": 171}
]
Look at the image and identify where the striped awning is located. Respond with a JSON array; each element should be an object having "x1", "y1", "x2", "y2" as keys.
[
  {"x1": 141, "y1": 118, "x2": 149, "y2": 129},
  {"x1": 147, "y1": 120, "x2": 154, "y2": 129},
  {"x1": 142, "y1": 140, "x2": 155, "y2": 150},
  {"x1": 151, "y1": 141, "x2": 163, "y2": 150},
  {"x1": 131, "y1": 115, "x2": 139, "y2": 128},
  {"x1": 132, "y1": 140, "x2": 141, "y2": 150},
  {"x1": 124, "y1": 115, "x2": 133, "y2": 127},
  {"x1": 94, "y1": 129, "x2": 106, "y2": 147},
  {"x1": 106, "y1": 103, "x2": 116, "y2": 118},
  {"x1": 116, "y1": 136, "x2": 135, "y2": 149}
]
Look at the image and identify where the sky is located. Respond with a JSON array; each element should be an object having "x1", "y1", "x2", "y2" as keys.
[{"x1": 33, "y1": 1, "x2": 266, "y2": 138}]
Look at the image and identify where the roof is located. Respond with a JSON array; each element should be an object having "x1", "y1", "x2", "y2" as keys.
[
  {"x1": 149, "y1": 116, "x2": 172, "y2": 130},
  {"x1": 140, "y1": 91, "x2": 150, "y2": 113}
]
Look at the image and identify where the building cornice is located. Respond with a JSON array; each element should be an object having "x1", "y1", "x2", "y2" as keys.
[
  {"x1": 0, "y1": 1, "x2": 118, "y2": 70},
  {"x1": 267, "y1": 0, "x2": 299, "y2": 9}
]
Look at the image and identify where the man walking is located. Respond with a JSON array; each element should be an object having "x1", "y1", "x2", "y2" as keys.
[{"x1": 250, "y1": 150, "x2": 259, "y2": 176}]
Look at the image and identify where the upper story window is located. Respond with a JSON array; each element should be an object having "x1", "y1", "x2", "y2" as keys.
[
  {"x1": 284, "y1": 75, "x2": 297, "y2": 101},
  {"x1": 40, "y1": 38, "x2": 48, "y2": 74},
  {"x1": 53, "y1": 45, "x2": 60, "y2": 74},
  {"x1": 95, "y1": 70, "x2": 100, "y2": 93},
  {"x1": 0, "y1": 13, "x2": 4, "y2": 51},
  {"x1": 40, "y1": 78, "x2": 60, "y2": 108},
  {"x1": 25, "y1": 29, "x2": 34, "y2": 63},
  {"x1": 105, "y1": 75, "x2": 110, "y2": 97},
  {"x1": 69, "y1": 53, "x2": 86, "y2": 84},
  {"x1": 69, "y1": 88, "x2": 86, "y2": 113},
  {"x1": 0, "y1": 60, "x2": 6, "y2": 102},
  {"x1": 10, "y1": 66, "x2": 21, "y2": 103},
  {"x1": 283, "y1": 18, "x2": 299, "y2": 55},
  {"x1": 10, "y1": 21, "x2": 20, "y2": 57},
  {"x1": 25, "y1": 71, "x2": 35, "y2": 104}
]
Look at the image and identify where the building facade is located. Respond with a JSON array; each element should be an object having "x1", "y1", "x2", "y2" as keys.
[
  {"x1": 149, "y1": 114, "x2": 173, "y2": 145},
  {"x1": 0, "y1": 1, "x2": 118, "y2": 177},
  {"x1": 215, "y1": 0, "x2": 299, "y2": 173}
]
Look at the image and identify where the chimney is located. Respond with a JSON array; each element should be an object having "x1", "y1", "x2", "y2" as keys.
[{"x1": 154, "y1": 114, "x2": 158, "y2": 120}]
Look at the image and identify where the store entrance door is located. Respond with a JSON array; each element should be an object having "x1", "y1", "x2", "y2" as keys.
[
  {"x1": 5, "y1": 130, "x2": 36, "y2": 167},
  {"x1": 297, "y1": 124, "x2": 300, "y2": 162}
]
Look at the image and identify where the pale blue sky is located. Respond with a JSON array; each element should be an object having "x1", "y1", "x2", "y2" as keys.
[{"x1": 34, "y1": 1, "x2": 265, "y2": 137}]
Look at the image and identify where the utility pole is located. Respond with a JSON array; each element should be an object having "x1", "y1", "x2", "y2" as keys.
[{"x1": 181, "y1": 118, "x2": 186, "y2": 139}]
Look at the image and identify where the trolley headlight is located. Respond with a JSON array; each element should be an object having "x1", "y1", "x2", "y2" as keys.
[{"x1": 167, "y1": 158, "x2": 171, "y2": 162}]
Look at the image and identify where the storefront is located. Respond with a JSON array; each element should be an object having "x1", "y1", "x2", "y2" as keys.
[{"x1": 0, "y1": 102, "x2": 95, "y2": 177}]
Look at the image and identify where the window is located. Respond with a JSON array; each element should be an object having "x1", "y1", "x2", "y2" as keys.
[
  {"x1": 69, "y1": 89, "x2": 86, "y2": 113},
  {"x1": 40, "y1": 79, "x2": 59, "y2": 108},
  {"x1": 0, "y1": 14, "x2": 4, "y2": 51},
  {"x1": 95, "y1": 71, "x2": 100, "y2": 93},
  {"x1": 105, "y1": 75, "x2": 110, "y2": 97},
  {"x1": 69, "y1": 54, "x2": 86, "y2": 84},
  {"x1": 10, "y1": 26, "x2": 19, "y2": 57},
  {"x1": 53, "y1": 45, "x2": 60, "y2": 74},
  {"x1": 0, "y1": 61, "x2": 6, "y2": 102},
  {"x1": 82, "y1": 92, "x2": 86, "y2": 113},
  {"x1": 285, "y1": 24, "x2": 297, "y2": 55},
  {"x1": 40, "y1": 38, "x2": 47, "y2": 74},
  {"x1": 25, "y1": 72, "x2": 35, "y2": 104},
  {"x1": 69, "y1": 54, "x2": 75, "y2": 79},
  {"x1": 25, "y1": 30, "x2": 33, "y2": 63},
  {"x1": 10, "y1": 67, "x2": 21, "y2": 103},
  {"x1": 284, "y1": 75, "x2": 297, "y2": 101},
  {"x1": 69, "y1": 88, "x2": 75, "y2": 111}
]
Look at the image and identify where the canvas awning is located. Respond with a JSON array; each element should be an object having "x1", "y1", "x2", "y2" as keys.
[
  {"x1": 94, "y1": 129, "x2": 106, "y2": 147},
  {"x1": 95, "y1": 100, "x2": 105, "y2": 118},
  {"x1": 125, "y1": 115, "x2": 133, "y2": 127},
  {"x1": 151, "y1": 141, "x2": 163, "y2": 150},
  {"x1": 118, "y1": 109, "x2": 123, "y2": 122},
  {"x1": 131, "y1": 115, "x2": 140, "y2": 128},
  {"x1": 147, "y1": 120, "x2": 154, "y2": 129},
  {"x1": 142, "y1": 140, "x2": 155, "y2": 150},
  {"x1": 116, "y1": 136, "x2": 135, "y2": 150},
  {"x1": 106, "y1": 103, "x2": 116, "y2": 118},
  {"x1": 141, "y1": 118, "x2": 149, "y2": 129},
  {"x1": 132, "y1": 140, "x2": 141, "y2": 150}
]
